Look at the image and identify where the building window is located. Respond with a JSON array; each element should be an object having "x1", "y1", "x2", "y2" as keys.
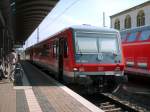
[
  {"x1": 114, "y1": 19, "x2": 120, "y2": 30},
  {"x1": 137, "y1": 10, "x2": 145, "y2": 27},
  {"x1": 125, "y1": 15, "x2": 131, "y2": 29}
]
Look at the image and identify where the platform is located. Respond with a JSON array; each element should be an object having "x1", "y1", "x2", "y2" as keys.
[{"x1": 0, "y1": 61, "x2": 104, "y2": 112}]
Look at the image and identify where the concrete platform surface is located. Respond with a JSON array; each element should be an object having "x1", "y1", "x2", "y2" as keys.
[{"x1": 0, "y1": 61, "x2": 104, "y2": 112}]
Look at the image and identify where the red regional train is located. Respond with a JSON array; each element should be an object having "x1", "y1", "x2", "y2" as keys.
[
  {"x1": 120, "y1": 25, "x2": 150, "y2": 77},
  {"x1": 26, "y1": 25, "x2": 126, "y2": 92}
]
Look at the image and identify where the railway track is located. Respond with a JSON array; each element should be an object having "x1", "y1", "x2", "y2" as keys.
[
  {"x1": 82, "y1": 92, "x2": 148, "y2": 112},
  {"x1": 67, "y1": 84, "x2": 148, "y2": 112},
  {"x1": 100, "y1": 93, "x2": 145, "y2": 112}
]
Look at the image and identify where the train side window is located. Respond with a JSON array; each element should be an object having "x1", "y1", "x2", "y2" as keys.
[
  {"x1": 49, "y1": 44, "x2": 54, "y2": 56},
  {"x1": 56, "y1": 42, "x2": 59, "y2": 58},
  {"x1": 127, "y1": 32, "x2": 137, "y2": 42},
  {"x1": 35, "y1": 48, "x2": 39, "y2": 55},
  {"x1": 53, "y1": 43, "x2": 56, "y2": 57},
  {"x1": 36, "y1": 46, "x2": 42, "y2": 56},
  {"x1": 41, "y1": 44, "x2": 50, "y2": 56},
  {"x1": 53, "y1": 41, "x2": 59, "y2": 59},
  {"x1": 139, "y1": 30, "x2": 150, "y2": 41},
  {"x1": 64, "y1": 39, "x2": 68, "y2": 58}
]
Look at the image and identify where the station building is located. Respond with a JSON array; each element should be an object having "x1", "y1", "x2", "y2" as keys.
[{"x1": 110, "y1": 1, "x2": 150, "y2": 30}]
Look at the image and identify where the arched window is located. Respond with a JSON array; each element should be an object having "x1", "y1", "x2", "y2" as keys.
[
  {"x1": 125, "y1": 15, "x2": 131, "y2": 28},
  {"x1": 137, "y1": 10, "x2": 145, "y2": 27},
  {"x1": 114, "y1": 19, "x2": 120, "y2": 30}
]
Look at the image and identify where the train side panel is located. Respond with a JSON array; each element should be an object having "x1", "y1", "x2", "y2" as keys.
[
  {"x1": 123, "y1": 41, "x2": 150, "y2": 75},
  {"x1": 30, "y1": 29, "x2": 75, "y2": 81},
  {"x1": 121, "y1": 25, "x2": 150, "y2": 76}
]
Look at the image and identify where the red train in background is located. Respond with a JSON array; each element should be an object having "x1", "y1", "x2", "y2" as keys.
[
  {"x1": 120, "y1": 25, "x2": 150, "y2": 77},
  {"x1": 26, "y1": 25, "x2": 126, "y2": 92}
]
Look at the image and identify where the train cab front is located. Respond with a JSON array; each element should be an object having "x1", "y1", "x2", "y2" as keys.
[
  {"x1": 73, "y1": 64, "x2": 126, "y2": 92},
  {"x1": 72, "y1": 27, "x2": 127, "y2": 92}
]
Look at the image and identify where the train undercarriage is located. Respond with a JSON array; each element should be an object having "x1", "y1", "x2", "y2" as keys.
[{"x1": 74, "y1": 74, "x2": 127, "y2": 93}]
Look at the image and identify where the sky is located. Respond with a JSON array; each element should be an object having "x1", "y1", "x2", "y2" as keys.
[{"x1": 24, "y1": 0, "x2": 149, "y2": 48}]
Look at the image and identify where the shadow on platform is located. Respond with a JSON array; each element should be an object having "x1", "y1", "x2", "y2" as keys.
[{"x1": 19, "y1": 61, "x2": 60, "y2": 87}]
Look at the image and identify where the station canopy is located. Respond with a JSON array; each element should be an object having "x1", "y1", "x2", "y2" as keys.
[
  {"x1": 15, "y1": 0, "x2": 58, "y2": 45},
  {"x1": 0, "y1": 0, "x2": 58, "y2": 47}
]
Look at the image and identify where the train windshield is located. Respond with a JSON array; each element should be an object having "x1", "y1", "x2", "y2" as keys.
[
  {"x1": 75, "y1": 37, "x2": 98, "y2": 53},
  {"x1": 75, "y1": 32, "x2": 119, "y2": 54},
  {"x1": 99, "y1": 34, "x2": 118, "y2": 53}
]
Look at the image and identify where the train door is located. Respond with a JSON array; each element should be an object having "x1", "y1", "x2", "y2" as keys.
[{"x1": 58, "y1": 38, "x2": 64, "y2": 82}]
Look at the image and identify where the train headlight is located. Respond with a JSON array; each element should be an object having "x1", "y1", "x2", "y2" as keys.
[{"x1": 73, "y1": 68, "x2": 78, "y2": 72}]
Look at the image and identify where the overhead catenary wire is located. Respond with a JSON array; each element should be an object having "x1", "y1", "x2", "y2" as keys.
[{"x1": 38, "y1": 0, "x2": 80, "y2": 33}]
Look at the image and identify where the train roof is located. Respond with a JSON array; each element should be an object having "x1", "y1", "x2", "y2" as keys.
[{"x1": 70, "y1": 25, "x2": 119, "y2": 33}]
